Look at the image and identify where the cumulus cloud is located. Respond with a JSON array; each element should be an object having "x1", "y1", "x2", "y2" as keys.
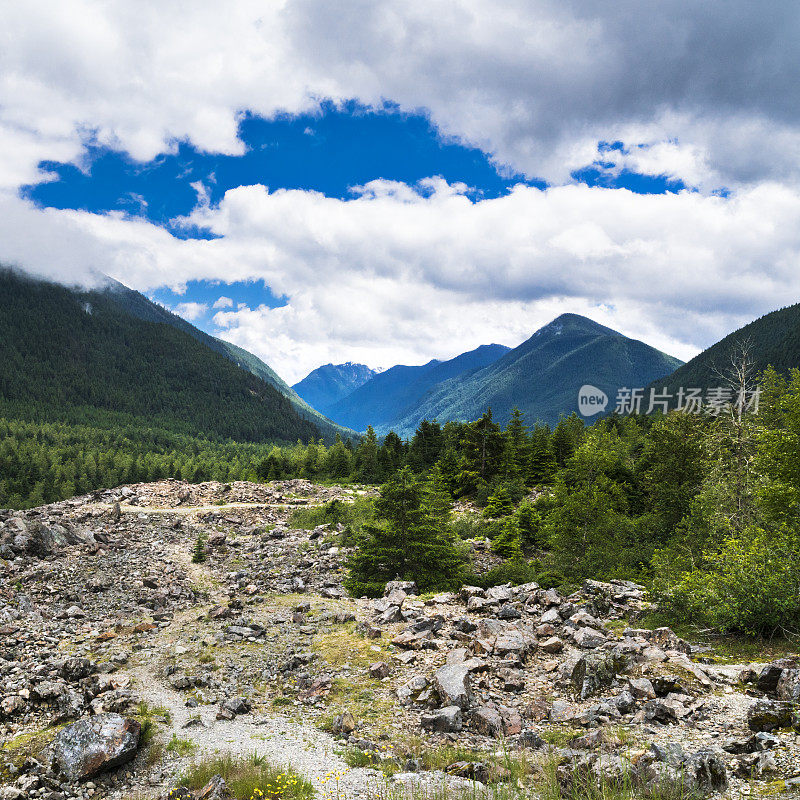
[
  {"x1": 1, "y1": 1, "x2": 800, "y2": 189},
  {"x1": 3, "y1": 179, "x2": 800, "y2": 382},
  {"x1": 213, "y1": 296, "x2": 234, "y2": 309},
  {"x1": 173, "y1": 301, "x2": 209, "y2": 321},
  {"x1": 3, "y1": 2, "x2": 800, "y2": 382}
]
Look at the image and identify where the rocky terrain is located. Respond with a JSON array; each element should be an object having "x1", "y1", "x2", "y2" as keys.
[{"x1": 1, "y1": 479, "x2": 799, "y2": 800}]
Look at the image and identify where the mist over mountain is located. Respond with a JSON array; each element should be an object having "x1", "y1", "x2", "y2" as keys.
[{"x1": 0, "y1": 268, "x2": 353, "y2": 443}]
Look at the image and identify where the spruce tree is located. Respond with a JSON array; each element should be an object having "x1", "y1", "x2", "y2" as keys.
[
  {"x1": 483, "y1": 486, "x2": 515, "y2": 518},
  {"x1": 345, "y1": 466, "x2": 464, "y2": 596},
  {"x1": 191, "y1": 533, "x2": 207, "y2": 564}
]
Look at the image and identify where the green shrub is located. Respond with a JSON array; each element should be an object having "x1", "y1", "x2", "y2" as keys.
[
  {"x1": 465, "y1": 558, "x2": 539, "y2": 588},
  {"x1": 450, "y1": 512, "x2": 498, "y2": 541},
  {"x1": 653, "y1": 524, "x2": 800, "y2": 636}
]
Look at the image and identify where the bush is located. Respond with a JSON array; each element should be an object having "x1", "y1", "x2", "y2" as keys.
[
  {"x1": 483, "y1": 487, "x2": 515, "y2": 518},
  {"x1": 288, "y1": 497, "x2": 374, "y2": 545},
  {"x1": 653, "y1": 525, "x2": 800, "y2": 636},
  {"x1": 450, "y1": 512, "x2": 499, "y2": 541},
  {"x1": 466, "y1": 558, "x2": 539, "y2": 589}
]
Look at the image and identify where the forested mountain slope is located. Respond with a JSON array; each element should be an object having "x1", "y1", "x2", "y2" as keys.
[
  {"x1": 0, "y1": 269, "x2": 319, "y2": 444},
  {"x1": 648, "y1": 302, "x2": 800, "y2": 394},
  {"x1": 99, "y1": 278, "x2": 357, "y2": 441},
  {"x1": 391, "y1": 314, "x2": 683, "y2": 432}
]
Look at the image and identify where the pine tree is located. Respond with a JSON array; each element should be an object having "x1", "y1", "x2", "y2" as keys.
[
  {"x1": 345, "y1": 467, "x2": 464, "y2": 595},
  {"x1": 491, "y1": 516, "x2": 524, "y2": 559},
  {"x1": 356, "y1": 426, "x2": 381, "y2": 483},
  {"x1": 483, "y1": 486, "x2": 515, "y2": 518},
  {"x1": 191, "y1": 532, "x2": 207, "y2": 564}
]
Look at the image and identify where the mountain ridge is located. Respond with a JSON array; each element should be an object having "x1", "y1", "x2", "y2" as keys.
[
  {"x1": 384, "y1": 314, "x2": 683, "y2": 434},
  {"x1": 0, "y1": 268, "x2": 321, "y2": 444},
  {"x1": 292, "y1": 362, "x2": 377, "y2": 415},
  {"x1": 326, "y1": 343, "x2": 511, "y2": 432}
]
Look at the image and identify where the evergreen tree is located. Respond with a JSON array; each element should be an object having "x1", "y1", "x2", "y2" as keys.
[
  {"x1": 355, "y1": 426, "x2": 381, "y2": 483},
  {"x1": 491, "y1": 516, "x2": 524, "y2": 559},
  {"x1": 191, "y1": 533, "x2": 207, "y2": 564},
  {"x1": 345, "y1": 467, "x2": 465, "y2": 595},
  {"x1": 483, "y1": 486, "x2": 515, "y2": 518}
]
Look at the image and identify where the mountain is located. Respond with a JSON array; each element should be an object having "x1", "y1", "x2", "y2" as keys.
[
  {"x1": 387, "y1": 314, "x2": 683, "y2": 434},
  {"x1": 0, "y1": 268, "x2": 323, "y2": 444},
  {"x1": 97, "y1": 278, "x2": 357, "y2": 441},
  {"x1": 647, "y1": 302, "x2": 800, "y2": 396},
  {"x1": 293, "y1": 363, "x2": 377, "y2": 415},
  {"x1": 326, "y1": 344, "x2": 511, "y2": 433}
]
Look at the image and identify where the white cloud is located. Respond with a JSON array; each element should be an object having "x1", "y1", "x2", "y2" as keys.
[
  {"x1": 3, "y1": 2, "x2": 800, "y2": 383},
  {"x1": 173, "y1": 301, "x2": 208, "y2": 321},
  {"x1": 1, "y1": 2, "x2": 800, "y2": 189},
  {"x1": 213, "y1": 296, "x2": 234, "y2": 309},
  {"x1": 4, "y1": 179, "x2": 800, "y2": 383}
]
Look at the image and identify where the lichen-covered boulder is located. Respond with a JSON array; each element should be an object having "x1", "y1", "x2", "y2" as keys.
[{"x1": 50, "y1": 713, "x2": 141, "y2": 781}]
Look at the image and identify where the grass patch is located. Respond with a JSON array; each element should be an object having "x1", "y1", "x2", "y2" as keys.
[
  {"x1": 312, "y1": 621, "x2": 391, "y2": 669},
  {"x1": 178, "y1": 753, "x2": 314, "y2": 800},
  {"x1": 538, "y1": 728, "x2": 585, "y2": 747},
  {"x1": 289, "y1": 497, "x2": 374, "y2": 544},
  {"x1": 132, "y1": 701, "x2": 173, "y2": 745},
  {"x1": 536, "y1": 754, "x2": 700, "y2": 800},
  {"x1": 166, "y1": 734, "x2": 197, "y2": 757}
]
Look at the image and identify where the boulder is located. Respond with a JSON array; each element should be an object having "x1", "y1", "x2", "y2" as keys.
[
  {"x1": 369, "y1": 661, "x2": 391, "y2": 679},
  {"x1": 50, "y1": 713, "x2": 140, "y2": 781},
  {"x1": 472, "y1": 706, "x2": 503, "y2": 737},
  {"x1": 421, "y1": 706, "x2": 463, "y2": 732},
  {"x1": 747, "y1": 699, "x2": 798, "y2": 731},
  {"x1": 569, "y1": 652, "x2": 618, "y2": 700},
  {"x1": 433, "y1": 662, "x2": 473, "y2": 709},
  {"x1": 777, "y1": 668, "x2": 800, "y2": 702}
]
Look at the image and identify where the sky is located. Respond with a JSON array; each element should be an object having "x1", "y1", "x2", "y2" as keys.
[{"x1": 2, "y1": 2, "x2": 800, "y2": 383}]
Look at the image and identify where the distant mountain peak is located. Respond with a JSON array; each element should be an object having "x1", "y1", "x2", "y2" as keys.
[{"x1": 292, "y1": 362, "x2": 378, "y2": 416}]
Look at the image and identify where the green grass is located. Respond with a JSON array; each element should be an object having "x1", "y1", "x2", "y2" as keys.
[
  {"x1": 536, "y1": 755, "x2": 701, "y2": 800},
  {"x1": 165, "y1": 734, "x2": 197, "y2": 756},
  {"x1": 132, "y1": 700, "x2": 173, "y2": 745},
  {"x1": 178, "y1": 753, "x2": 314, "y2": 800}
]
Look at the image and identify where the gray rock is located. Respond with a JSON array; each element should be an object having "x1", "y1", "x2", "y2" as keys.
[
  {"x1": 569, "y1": 652, "x2": 618, "y2": 700},
  {"x1": 777, "y1": 668, "x2": 800, "y2": 702},
  {"x1": 540, "y1": 636, "x2": 563, "y2": 653},
  {"x1": 433, "y1": 662, "x2": 472, "y2": 709},
  {"x1": 50, "y1": 713, "x2": 140, "y2": 781},
  {"x1": 421, "y1": 705, "x2": 462, "y2": 732},
  {"x1": 747, "y1": 699, "x2": 798, "y2": 731},
  {"x1": 472, "y1": 706, "x2": 503, "y2": 736},
  {"x1": 628, "y1": 677, "x2": 656, "y2": 699}
]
